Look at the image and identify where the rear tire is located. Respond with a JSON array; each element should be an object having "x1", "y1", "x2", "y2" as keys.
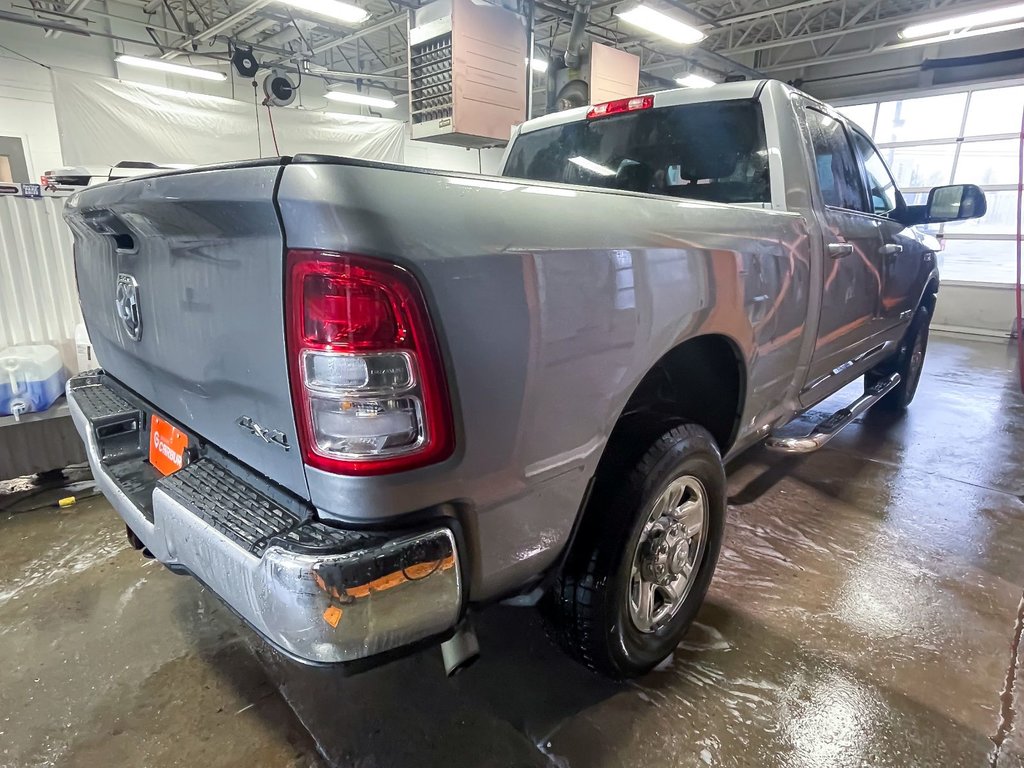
[
  {"x1": 865, "y1": 305, "x2": 930, "y2": 411},
  {"x1": 543, "y1": 423, "x2": 726, "y2": 679}
]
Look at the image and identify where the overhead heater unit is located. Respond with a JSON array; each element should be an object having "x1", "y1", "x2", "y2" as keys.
[{"x1": 409, "y1": 0, "x2": 528, "y2": 147}]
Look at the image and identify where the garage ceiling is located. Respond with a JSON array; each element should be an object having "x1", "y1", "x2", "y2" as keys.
[{"x1": 6, "y1": 0, "x2": 1021, "y2": 95}]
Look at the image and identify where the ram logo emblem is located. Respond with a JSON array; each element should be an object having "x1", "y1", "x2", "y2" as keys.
[{"x1": 115, "y1": 273, "x2": 142, "y2": 342}]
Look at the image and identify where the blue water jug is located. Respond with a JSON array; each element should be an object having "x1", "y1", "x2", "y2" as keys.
[{"x1": 0, "y1": 345, "x2": 67, "y2": 419}]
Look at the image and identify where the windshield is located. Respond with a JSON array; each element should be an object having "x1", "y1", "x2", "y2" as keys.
[{"x1": 503, "y1": 100, "x2": 771, "y2": 205}]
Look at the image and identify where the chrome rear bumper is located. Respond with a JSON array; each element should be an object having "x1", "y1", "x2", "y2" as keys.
[{"x1": 66, "y1": 371, "x2": 462, "y2": 665}]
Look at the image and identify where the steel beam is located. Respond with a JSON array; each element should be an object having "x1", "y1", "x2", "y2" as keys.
[{"x1": 161, "y1": 0, "x2": 273, "y2": 59}]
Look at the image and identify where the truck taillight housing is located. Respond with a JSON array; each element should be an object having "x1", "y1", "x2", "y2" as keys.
[{"x1": 286, "y1": 250, "x2": 453, "y2": 475}]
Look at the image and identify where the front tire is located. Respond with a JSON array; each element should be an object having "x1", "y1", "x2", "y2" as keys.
[
  {"x1": 544, "y1": 424, "x2": 726, "y2": 679},
  {"x1": 866, "y1": 305, "x2": 930, "y2": 411}
]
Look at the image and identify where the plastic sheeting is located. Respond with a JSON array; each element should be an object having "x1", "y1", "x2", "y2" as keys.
[
  {"x1": 0, "y1": 195, "x2": 80, "y2": 368},
  {"x1": 0, "y1": 194, "x2": 86, "y2": 478},
  {"x1": 52, "y1": 70, "x2": 406, "y2": 167}
]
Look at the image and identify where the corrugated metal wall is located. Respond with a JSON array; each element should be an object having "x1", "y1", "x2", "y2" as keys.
[
  {"x1": 0, "y1": 195, "x2": 81, "y2": 367},
  {"x1": 0, "y1": 416, "x2": 86, "y2": 479}
]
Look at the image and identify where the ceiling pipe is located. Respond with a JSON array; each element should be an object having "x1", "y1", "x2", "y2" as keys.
[
  {"x1": 261, "y1": 19, "x2": 314, "y2": 47},
  {"x1": 46, "y1": 0, "x2": 92, "y2": 38},
  {"x1": 235, "y1": 17, "x2": 278, "y2": 39},
  {"x1": 693, "y1": 47, "x2": 761, "y2": 78},
  {"x1": 259, "y1": 11, "x2": 406, "y2": 65},
  {"x1": 308, "y1": 12, "x2": 407, "y2": 57},
  {"x1": 534, "y1": 0, "x2": 759, "y2": 79},
  {"x1": 0, "y1": 8, "x2": 92, "y2": 35},
  {"x1": 161, "y1": 0, "x2": 274, "y2": 59},
  {"x1": 12, "y1": 3, "x2": 187, "y2": 36},
  {"x1": 562, "y1": 0, "x2": 590, "y2": 69}
]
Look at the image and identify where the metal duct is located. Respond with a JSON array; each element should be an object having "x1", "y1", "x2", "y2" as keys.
[{"x1": 563, "y1": 0, "x2": 590, "y2": 69}]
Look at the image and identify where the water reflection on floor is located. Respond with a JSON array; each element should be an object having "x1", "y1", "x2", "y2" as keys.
[{"x1": 1, "y1": 334, "x2": 1022, "y2": 767}]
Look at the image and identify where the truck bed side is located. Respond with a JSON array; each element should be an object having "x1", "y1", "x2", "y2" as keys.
[{"x1": 277, "y1": 158, "x2": 811, "y2": 597}]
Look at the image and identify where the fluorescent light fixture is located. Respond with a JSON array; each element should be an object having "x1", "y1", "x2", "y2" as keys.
[
  {"x1": 569, "y1": 156, "x2": 616, "y2": 177},
  {"x1": 676, "y1": 73, "x2": 715, "y2": 88},
  {"x1": 528, "y1": 57, "x2": 549, "y2": 73},
  {"x1": 900, "y1": 3, "x2": 1024, "y2": 38},
  {"x1": 280, "y1": 0, "x2": 368, "y2": 23},
  {"x1": 115, "y1": 55, "x2": 226, "y2": 81},
  {"x1": 897, "y1": 19, "x2": 1024, "y2": 47},
  {"x1": 325, "y1": 90, "x2": 397, "y2": 108},
  {"x1": 615, "y1": 5, "x2": 705, "y2": 44}
]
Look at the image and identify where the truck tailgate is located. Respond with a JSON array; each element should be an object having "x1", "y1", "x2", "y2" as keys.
[{"x1": 63, "y1": 160, "x2": 309, "y2": 498}]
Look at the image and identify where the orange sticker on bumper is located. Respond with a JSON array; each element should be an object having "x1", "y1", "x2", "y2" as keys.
[{"x1": 149, "y1": 414, "x2": 188, "y2": 476}]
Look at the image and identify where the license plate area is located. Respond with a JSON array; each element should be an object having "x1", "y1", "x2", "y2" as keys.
[{"x1": 149, "y1": 414, "x2": 189, "y2": 476}]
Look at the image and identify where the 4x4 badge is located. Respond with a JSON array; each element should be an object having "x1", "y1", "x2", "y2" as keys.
[{"x1": 236, "y1": 416, "x2": 290, "y2": 451}]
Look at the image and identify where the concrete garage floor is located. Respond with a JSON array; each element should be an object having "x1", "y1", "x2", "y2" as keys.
[{"x1": 2, "y1": 333, "x2": 1023, "y2": 768}]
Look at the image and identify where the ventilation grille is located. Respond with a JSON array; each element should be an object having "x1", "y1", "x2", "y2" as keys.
[{"x1": 410, "y1": 33, "x2": 453, "y2": 125}]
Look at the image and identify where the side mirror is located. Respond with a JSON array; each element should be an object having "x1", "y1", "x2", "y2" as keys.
[{"x1": 925, "y1": 184, "x2": 987, "y2": 223}]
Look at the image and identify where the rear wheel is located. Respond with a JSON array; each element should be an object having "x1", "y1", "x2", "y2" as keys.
[
  {"x1": 866, "y1": 305, "x2": 930, "y2": 411},
  {"x1": 544, "y1": 423, "x2": 726, "y2": 679}
]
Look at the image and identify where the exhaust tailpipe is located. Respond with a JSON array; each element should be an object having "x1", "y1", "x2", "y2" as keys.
[
  {"x1": 441, "y1": 619, "x2": 480, "y2": 677},
  {"x1": 125, "y1": 525, "x2": 154, "y2": 559}
]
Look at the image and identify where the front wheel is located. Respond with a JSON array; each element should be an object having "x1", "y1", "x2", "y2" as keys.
[
  {"x1": 866, "y1": 305, "x2": 930, "y2": 411},
  {"x1": 543, "y1": 423, "x2": 726, "y2": 679}
]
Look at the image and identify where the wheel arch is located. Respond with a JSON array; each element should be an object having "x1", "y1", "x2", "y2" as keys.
[
  {"x1": 594, "y1": 333, "x2": 747, "y2": 484},
  {"x1": 920, "y1": 273, "x2": 939, "y2": 315}
]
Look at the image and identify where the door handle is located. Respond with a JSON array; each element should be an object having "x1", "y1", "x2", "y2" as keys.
[
  {"x1": 827, "y1": 243, "x2": 854, "y2": 258},
  {"x1": 879, "y1": 243, "x2": 903, "y2": 255}
]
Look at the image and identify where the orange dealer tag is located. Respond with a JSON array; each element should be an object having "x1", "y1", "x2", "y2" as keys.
[{"x1": 149, "y1": 414, "x2": 188, "y2": 476}]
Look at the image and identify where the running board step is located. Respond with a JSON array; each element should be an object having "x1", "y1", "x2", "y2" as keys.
[{"x1": 765, "y1": 373, "x2": 901, "y2": 454}]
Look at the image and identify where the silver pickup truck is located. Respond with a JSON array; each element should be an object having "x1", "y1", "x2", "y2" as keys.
[{"x1": 63, "y1": 80, "x2": 985, "y2": 679}]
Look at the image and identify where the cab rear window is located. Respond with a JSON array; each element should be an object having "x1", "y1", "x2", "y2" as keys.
[{"x1": 503, "y1": 100, "x2": 771, "y2": 205}]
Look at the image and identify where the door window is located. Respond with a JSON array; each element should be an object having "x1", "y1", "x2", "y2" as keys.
[
  {"x1": 851, "y1": 131, "x2": 900, "y2": 216},
  {"x1": 805, "y1": 108, "x2": 867, "y2": 212}
]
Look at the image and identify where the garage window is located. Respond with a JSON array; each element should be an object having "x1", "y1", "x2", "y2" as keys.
[{"x1": 837, "y1": 83, "x2": 1024, "y2": 285}]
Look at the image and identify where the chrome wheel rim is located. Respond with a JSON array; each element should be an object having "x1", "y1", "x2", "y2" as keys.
[{"x1": 627, "y1": 475, "x2": 709, "y2": 634}]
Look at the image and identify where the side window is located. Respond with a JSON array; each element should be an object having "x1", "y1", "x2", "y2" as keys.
[
  {"x1": 851, "y1": 131, "x2": 899, "y2": 216},
  {"x1": 805, "y1": 107, "x2": 867, "y2": 212}
]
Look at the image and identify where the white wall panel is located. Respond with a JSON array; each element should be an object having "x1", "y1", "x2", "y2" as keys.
[
  {"x1": 0, "y1": 58, "x2": 65, "y2": 182},
  {"x1": 0, "y1": 195, "x2": 81, "y2": 369},
  {"x1": 402, "y1": 140, "x2": 507, "y2": 173},
  {"x1": 932, "y1": 282, "x2": 1017, "y2": 337}
]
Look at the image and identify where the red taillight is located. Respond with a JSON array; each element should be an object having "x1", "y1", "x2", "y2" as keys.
[
  {"x1": 586, "y1": 95, "x2": 654, "y2": 120},
  {"x1": 286, "y1": 250, "x2": 453, "y2": 475}
]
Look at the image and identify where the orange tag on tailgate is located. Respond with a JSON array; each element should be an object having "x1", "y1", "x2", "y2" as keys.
[{"x1": 149, "y1": 415, "x2": 188, "y2": 476}]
